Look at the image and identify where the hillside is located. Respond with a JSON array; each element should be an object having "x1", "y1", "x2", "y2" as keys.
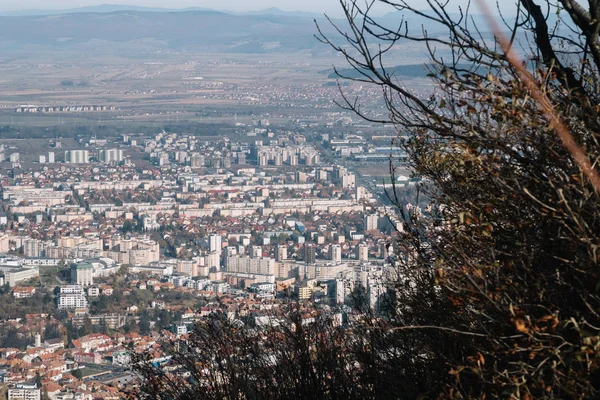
[{"x1": 0, "y1": 11, "x2": 330, "y2": 55}]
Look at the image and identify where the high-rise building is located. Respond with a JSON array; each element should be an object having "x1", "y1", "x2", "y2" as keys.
[
  {"x1": 295, "y1": 171, "x2": 307, "y2": 183},
  {"x1": 258, "y1": 154, "x2": 268, "y2": 166},
  {"x1": 39, "y1": 155, "x2": 46, "y2": 164},
  {"x1": 251, "y1": 246, "x2": 262, "y2": 258},
  {"x1": 24, "y1": 239, "x2": 48, "y2": 258},
  {"x1": 205, "y1": 251, "x2": 221, "y2": 269},
  {"x1": 71, "y1": 262, "x2": 93, "y2": 287},
  {"x1": 237, "y1": 152, "x2": 246, "y2": 164},
  {"x1": 65, "y1": 150, "x2": 89, "y2": 164},
  {"x1": 341, "y1": 173, "x2": 356, "y2": 188},
  {"x1": 364, "y1": 214, "x2": 379, "y2": 231},
  {"x1": 356, "y1": 186, "x2": 367, "y2": 201},
  {"x1": 158, "y1": 153, "x2": 169, "y2": 166},
  {"x1": 329, "y1": 244, "x2": 342, "y2": 263},
  {"x1": 304, "y1": 244, "x2": 316, "y2": 264},
  {"x1": 333, "y1": 166, "x2": 356, "y2": 188},
  {"x1": 209, "y1": 234, "x2": 222, "y2": 254},
  {"x1": 226, "y1": 255, "x2": 275, "y2": 275},
  {"x1": 98, "y1": 148, "x2": 124, "y2": 164},
  {"x1": 175, "y1": 151, "x2": 188, "y2": 163},
  {"x1": 222, "y1": 246, "x2": 238, "y2": 267},
  {"x1": 222, "y1": 157, "x2": 231, "y2": 169},
  {"x1": 357, "y1": 243, "x2": 369, "y2": 262},
  {"x1": 379, "y1": 242, "x2": 390, "y2": 259},
  {"x1": 275, "y1": 245, "x2": 287, "y2": 262},
  {"x1": 9, "y1": 153, "x2": 20, "y2": 163},
  {"x1": 190, "y1": 153, "x2": 205, "y2": 168},
  {"x1": 48, "y1": 152, "x2": 55, "y2": 163}
]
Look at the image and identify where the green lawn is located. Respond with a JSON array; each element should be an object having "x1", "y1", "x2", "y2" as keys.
[{"x1": 38, "y1": 265, "x2": 62, "y2": 287}]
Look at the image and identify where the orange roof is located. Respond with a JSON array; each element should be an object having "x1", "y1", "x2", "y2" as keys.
[{"x1": 43, "y1": 382, "x2": 62, "y2": 393}]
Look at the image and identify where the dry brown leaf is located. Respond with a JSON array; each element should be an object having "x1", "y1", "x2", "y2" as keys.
[{"x1": 514, "y1": 318, "x2": 529, "y2": 334}]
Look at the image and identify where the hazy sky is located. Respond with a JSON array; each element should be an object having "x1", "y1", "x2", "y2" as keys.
[{"x1": 0, "y1": 0, "x2": 514, "y2": 16}]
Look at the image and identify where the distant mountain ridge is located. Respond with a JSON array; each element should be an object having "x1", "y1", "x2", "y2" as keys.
[
  {"x1": 0, "y1": 7, "x2": 499, "y2": 57},
  {"x1": 0, "y1": 9, "x2": 333, "y2": 55},
  {"x1": 0, "y1": 4, "x2": 323, "y2": 18}
]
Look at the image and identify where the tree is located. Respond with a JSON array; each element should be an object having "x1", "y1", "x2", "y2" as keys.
[
  {"x1": 314, "y1": 0, "x2": 600, "y2": 398},
  {"x1": 72, "y1": 369, "x2": 83, "y2": 380},
  {"x1": 139, "y1": 311, "x2": 152, "y2": 334},
  {"x1": 133, "y1": 311, "x2": 361, "y2": 400},
  {"x1": 158, "y1": 309, "x2": 172, "y2": 328},
  {"x1": 79, "y1": 317, "x2": 94, "y2": 337},
  {"x1": 125, "y1": 320, "x2": 140, "y2": 334}
]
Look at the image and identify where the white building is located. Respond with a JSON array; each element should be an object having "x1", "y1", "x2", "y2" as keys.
[
  {"x1": 64, "y1": 150, "x2": 89, "y2": 164},
  {"x1": 127, "y1": 265, "x2": 173, "y2": 276},
  {"x1": 249, "y1": 282, "x2": 276, "y2": 296},
  {"x1": 58, "y1": 293, "x2": 88, "y2": 309},
  {"x1": 8, "y1": 384, "x2": 40, "y2": 400},
  {"x1": 357, "y1": 243, "x2": 369, "y2": 262},
  {"x1": 335, "y1": 277, "x2": 355, "y2": 305},
  {"x1": 98, "y1": 148, "x2": 124, "y2": 164},
  {"x1": 275, "y1": 245, "x2": 287, "y2": 262},
  {"x1": 60, "y1": 285, "x2": 84, "y2": 294},
  {"x1": 251, "y1": 246, "x2": 262, "y2": 258},
  {"x1": 209, "y1": 234, "x2": 222, "y2": 254},
  {"x1": 71, "y1": 262, "x2": 94, "y2": 287},
  {"x1": 226, "y1": 255, "x2": 275, "y2": 275},
  {"x1": 329, "y1": 244, "x2": 342, "y2": 263},
  {"x1": 5, "y1": 268, "x2": 40, "y2": 287},
  {"x1": 24, "y1": 239, "x2": 49, "y2": 258},
  {"x1": 364, "y1": 214, "x2": 379, "y2": 231},
  {"x1": 172, "y1": 324, "x2": 188, "y2": 336}
]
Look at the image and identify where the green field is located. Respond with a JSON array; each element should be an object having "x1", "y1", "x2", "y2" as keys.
[{"x1": 38, "y1": 265, "x2": 64, "y2": 287}]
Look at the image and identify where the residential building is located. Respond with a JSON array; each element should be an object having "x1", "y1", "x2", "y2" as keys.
[
  {"x1": 303, "y1": 244, "x2": 316, "y2": 265},
  {"x1": 8, "y1": 384, "x2": 40, "y2": 400},
  {"x1": 98, "y1": 148, "x2": 124, "y2": 164},
  {"x1": 71, "y1": 262, "x2": 94, "y2": 287},
  {"x1": 329, "y1": 244, "x2": 342, "y2": 263},
  {"x1": 64, "y1": 150, "x2": 89, "y2": 164},
  {"x1": 209, "y1": 234, "x2": 222, "y2": 254},
  {"x1": 357, "y1": 243, "x2": 369, "y2": 261},
  {"x1": 364, "y1": 214, "x2": 379, "y2": 231},
  {"x1": 12, "y1": 286, "x2": 36, "y2": 298},
  {"x1": 275, "y1": 244, "x2": 287, "y2": 262},
  {"x1": 58, "y1": 293, "x2": 88, "y2": 309}
]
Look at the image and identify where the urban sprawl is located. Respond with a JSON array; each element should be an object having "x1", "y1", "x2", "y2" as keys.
[{"x1": 0, "y1": 128, "x2": 417, "y2": 399}]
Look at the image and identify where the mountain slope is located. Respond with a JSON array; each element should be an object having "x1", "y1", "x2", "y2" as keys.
[{"x1": 0, "y1": 10, "x2": 333, "y2": 55}]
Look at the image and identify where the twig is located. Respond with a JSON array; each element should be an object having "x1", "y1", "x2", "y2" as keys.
[{"x1": 475, "y1": 0, "x2": 600, "y2": 194}]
